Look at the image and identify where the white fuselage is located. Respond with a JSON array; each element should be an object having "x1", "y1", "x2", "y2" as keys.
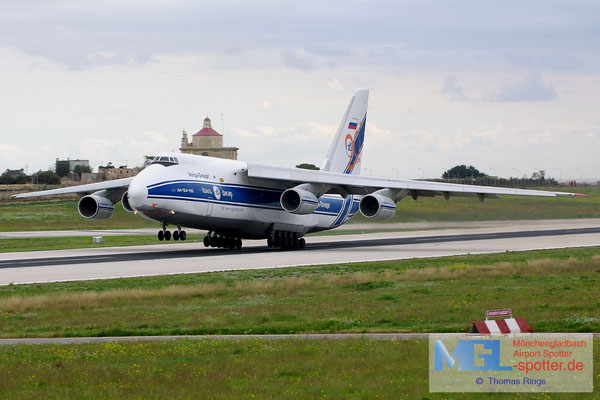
[{"x1": 127, "y1": 153, "x2": 360, "y2": 239}]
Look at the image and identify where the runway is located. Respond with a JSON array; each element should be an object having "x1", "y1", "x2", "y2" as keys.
[{"x1": 1, "y1": 219, "x2": 600, "y2": 285}]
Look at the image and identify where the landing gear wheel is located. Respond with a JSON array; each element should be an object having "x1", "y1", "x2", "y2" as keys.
[
  {"x1": 267, "y1": 236, "x2": 273, "y2": 248},
  {"x1": 235, "y1": 238, "x2": 242, "y2": 249},
  {"x1": 274, "y1": 233, "x2": 281, "y2": 248},
  {"x1": 298, "y1": 238, "x2": 306, "y2": 249},
  {"x1": 173, "y1": 231, "x2": 179, "y2": 241},
  {"x1": 164, "y1": 230, "x2": 172, "y2": 241},
  {"x1": 180, "y1": 231, "x2": 187, "y2": 241},
  {"x1": 227, "y1": 237, "x2": 236, "y2": 250},
  {"x1": 158, "y1": 230, "x2": 164, "y2": 241},
  {"x1": 203, "y1": 236, "x2": 210, "y2": 247}
]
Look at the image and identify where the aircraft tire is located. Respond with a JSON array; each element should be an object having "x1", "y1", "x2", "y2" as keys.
[
  {"x1": 236, "y1": 238, "x2": 242, "y2": 249},
  {"x1": 267, "y1": 236, "x2": 273, "y2": 248},
  {"x1": 203, "y1": 236, "x2": 210, "y2": 247},
  {"x1": 158, "y1": 231, "x2": 164, "y2": 241},
  {"x1": 299, "y1": 238, "x2": 305, "y2": 249},
  {"x1": 180, "y1": 231, "x2": 187, "y2": 241},
  {"x1": 173, "y1": 231, "x2": 179, "y2": 241},
  {"x1": 164, "y1": 230, "x2": 172, "y2": 241}
]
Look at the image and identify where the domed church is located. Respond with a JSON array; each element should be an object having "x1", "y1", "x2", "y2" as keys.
[{"x1": 180, "y1": 117, "x2": 239, "y2": 160}]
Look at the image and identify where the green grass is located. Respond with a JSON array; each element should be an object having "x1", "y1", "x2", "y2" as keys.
[
  {"x1": 0, "y1": 200, "x2": 155, "y2": 231},
  {"x1": 349, "y1": 186, "x2": 600, "y2": 224},
  {"x1": 0, "y1": 235, "x2": 204, "y2": 253},
  {"x1": 1, "y1": 247, "x2": 599, "y2": 338},
  {"x1": 0, "y1": 338, "x2": 598, "y2": 399}
]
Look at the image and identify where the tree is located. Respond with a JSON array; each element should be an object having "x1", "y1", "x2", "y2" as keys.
[
  {"x1": 0, "y1": 169, "x2": 31, "y2": 184},
  {"x1": 296, "y1": 163, "x2": 320, "y2": 170},
  {"x1": 34, "y1": 170, "x2": 60, "y2": 185},
  {"x1": 442, "y1": 165, "x2": 487, "y2": 179},
  {"x1": 73, "y1": 165, "x2": 92, "y2": 176},
  {"x1": 55, "y1": 160, "x2": 70, "y2": 177},
  {"x1": 531, "y1": 170, "x2": 546, "y2": 180}
]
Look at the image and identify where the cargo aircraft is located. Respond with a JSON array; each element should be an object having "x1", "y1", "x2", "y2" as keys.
[{"x1": 14, "y1": 90, "x2": 583, "y2": 249}]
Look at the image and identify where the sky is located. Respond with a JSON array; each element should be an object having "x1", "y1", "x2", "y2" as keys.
[{"x1": 1, "y1": 0, "x2": 599, "y2": 181}]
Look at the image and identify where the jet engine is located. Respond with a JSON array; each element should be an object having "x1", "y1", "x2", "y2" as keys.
[
  {"x1": 78, "y1": 194, "x2": 115, "y2": 220},
  {"x1": 359, "y1": 193, "x2": 397, "y2": 220},
  {"x1": 121, "y1": 191, "x2": 134, "y2": 213},
  {"x1": 280, "y1": 187, "x2": 319, "y2": 215}
]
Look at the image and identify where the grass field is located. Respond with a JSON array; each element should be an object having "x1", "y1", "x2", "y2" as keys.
[
  {"x1": 1, "y1": 247, "x2": 599, "y2": 398},
  {"x1": 0, "y1": 338, "x2": 598, "y2": 399},
  {"x1": 1, "y1": 187, "x2": 599, "y2": 232},
  {"x1": 0, "y1": 200, "x2": 155, "y2": 231},
  {"x1": 1, "y1": 247, "x2": 599, "y2": 338},
  {"x1": 351, "y1": 186, "x2": 600, "y2": 224}
]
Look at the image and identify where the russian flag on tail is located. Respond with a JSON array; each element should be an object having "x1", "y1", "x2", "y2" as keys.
[{"x1": 348, "y1": 121, "x2": 358, "y2": 130}]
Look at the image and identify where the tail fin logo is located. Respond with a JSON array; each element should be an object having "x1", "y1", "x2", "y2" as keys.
[{"x1": 343, "y1": 115, "x2": 366, "y2": 174}]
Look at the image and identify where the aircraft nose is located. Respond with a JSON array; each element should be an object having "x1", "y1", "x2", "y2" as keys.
[{"x1": 127, "y1": 175, "x2": 149, "y2": 211}]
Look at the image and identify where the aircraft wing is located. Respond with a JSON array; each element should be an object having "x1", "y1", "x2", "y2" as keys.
[
  {"x1": 12, "y1": 177, "x2": 134, "y2": 199},
  {"x1": 247, "y1": 163, "x2": 584, "y2": 200}
]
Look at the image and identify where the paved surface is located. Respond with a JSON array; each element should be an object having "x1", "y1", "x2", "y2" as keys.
[
  {"x1": 1, "y1": 218, "x2": 599, "y2": 238},
  {"x1": 0, "y1": 333, "x2": 430, "y2": 345},
  {"x1": 1, "y1": 332, "x2": 598, "y2": 345},
  {"x1": 1, "y1": 219, "x2": 599, "y2": 285}
]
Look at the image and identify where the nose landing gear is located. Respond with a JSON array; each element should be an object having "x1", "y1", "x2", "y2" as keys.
[{"x1": 157, "y1": 225, "x2": 187, "y2": 241}]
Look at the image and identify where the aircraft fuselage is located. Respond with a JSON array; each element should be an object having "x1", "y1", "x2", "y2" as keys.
[{"x1": 127, "y1": 153, "x2": 360, "y2": 239}]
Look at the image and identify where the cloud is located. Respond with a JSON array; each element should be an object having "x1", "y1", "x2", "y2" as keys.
[
  {"x1": 442, "y1": 75, "x2": 467, "y2": 101},
  {"x1": 232, "y1": 128, "x2": 258, "y2": 139},
  {"x1": 0, "y1": 143, "x2": 24, "y2": 163},
  {"x1": 492, "y1": 72, "x2": 557, "y2": 102},
  {"x1": 78, "y1": 131, "x2": 170, "y2": 165},
  {"x1": 282, "y1": 49, "x2": 315, "y2": 71},
  {"x1": 327, "y1": 78, "x2": 343, "y2": 90},
  {"x1": 443, "y1": 73, "x2": 557, "y2": 103}
]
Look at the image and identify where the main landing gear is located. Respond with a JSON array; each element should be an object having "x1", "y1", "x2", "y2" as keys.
[
  {"x1": 157, "y1": 225, "x2": 187, "y2": 241},
  {"x1": 267, "y1": 231, "x2": 305, "y2": 250},
  {"x1": 203, "y1": 231, "x2": 242, "y2": 249}
]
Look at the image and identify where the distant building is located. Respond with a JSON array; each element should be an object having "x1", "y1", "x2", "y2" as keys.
[
  {"x1": 68, "y1": 159, "x2": 90, "y2": 172},
  {"x1": 99, "y1": 165, "x2": 134, "y2": 180},
  {"x1": 81, "y1": 172, "x2": 100, "y2": 184},
  {"x1": 180, "y1": 117, "x2": 238, "y2": 160}
]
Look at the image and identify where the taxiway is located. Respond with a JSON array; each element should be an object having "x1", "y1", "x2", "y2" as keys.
[{"x1": 1, "y1": 219, "x2": 599, "y2": 285}]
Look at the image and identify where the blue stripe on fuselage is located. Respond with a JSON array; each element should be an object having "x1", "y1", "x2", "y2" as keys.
[
  {"x1": 146, "y1": 181, "x2": 347, "y2": 216},
  {"x1": 330, "y1": 195, "x2": 353, "y2": 227}
]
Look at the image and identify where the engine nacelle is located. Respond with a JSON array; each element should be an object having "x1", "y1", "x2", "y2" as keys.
[
  {"x1": 359, "y1": 193, "x2": 397, "y2": 220},
  {"x1": 121, "y1": 191, "x2": 134, "y2": 213},
  {"x1": 78, "y1": 194, "x2": 115, "y2": 220},
  {"x1": 280, "y1": 188, "x2": 319, "y2": 215}
]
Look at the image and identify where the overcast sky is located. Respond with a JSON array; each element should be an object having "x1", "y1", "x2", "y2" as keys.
[{"x1": 1, "y1": 0, "x2": 599, "y2": 181}]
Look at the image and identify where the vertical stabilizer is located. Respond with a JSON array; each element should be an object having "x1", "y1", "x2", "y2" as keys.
[{"x1": 321, "y1": 89, "x2": 369, "y2": 175}]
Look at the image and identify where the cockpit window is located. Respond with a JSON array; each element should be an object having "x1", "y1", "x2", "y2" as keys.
[{"x1": 150, "y1": 156, "x2": 179, "y2": 167}]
